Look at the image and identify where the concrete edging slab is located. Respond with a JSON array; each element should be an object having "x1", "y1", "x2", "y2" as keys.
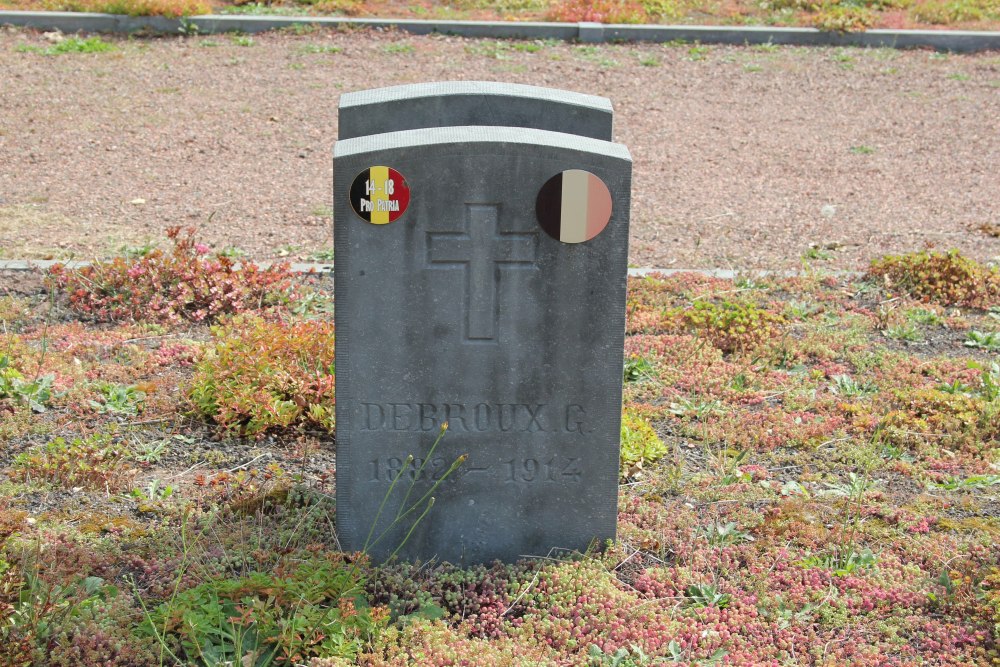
[
  {"x1": 1, "y1": 10, "x2": 998, "y2": 52},
  {"x1": 0, "y1": 259, "x2": 861, "y2": 279}
]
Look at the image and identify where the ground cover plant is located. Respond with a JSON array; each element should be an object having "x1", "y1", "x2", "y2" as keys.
[
  {"x1": 1, "y1": 238, "x2": 999, "y2": 665},
  {"x1": 1, "y1": 0, "x2": 999, "y2": 30}
]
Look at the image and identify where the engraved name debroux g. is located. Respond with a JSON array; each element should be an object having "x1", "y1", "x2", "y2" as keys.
[{"x1": 358, "y1": 401, "x2": 592, "y2": 434}]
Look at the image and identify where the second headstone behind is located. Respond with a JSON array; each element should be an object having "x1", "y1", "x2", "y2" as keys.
[{"x1": 338, "y1": 81, "x2": 614, "y2": 141}]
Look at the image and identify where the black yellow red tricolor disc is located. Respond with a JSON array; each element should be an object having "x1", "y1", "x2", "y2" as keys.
[
  {"x1": 535, "y1": 170, "x2": 613, "y2": 243},
  {"x1": 350, "y1": 167, "x2": 410, "y2": 224}
]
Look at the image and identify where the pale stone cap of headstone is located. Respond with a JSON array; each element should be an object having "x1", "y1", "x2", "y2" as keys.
[{"x1": 337, "y1": 81, "x2": 614, "y2": 141}]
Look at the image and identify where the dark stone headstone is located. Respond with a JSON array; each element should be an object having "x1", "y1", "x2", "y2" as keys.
[
  {"x1": 337, "y1": 81, "x2": 614, "y2": 141},
  {"x1": 334, "y1": 124, "x2": 631, "y2": 564}
]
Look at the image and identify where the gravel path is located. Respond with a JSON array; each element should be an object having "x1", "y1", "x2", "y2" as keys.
[{"x1": 1, "y1": 27, "x2": 998, "y2": 270}]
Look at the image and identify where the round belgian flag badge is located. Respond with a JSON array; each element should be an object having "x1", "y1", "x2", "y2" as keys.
[
  {"x1": 535, "y1": 169, "x2": 613, "y2": 243},
  {"x1": 350, "y1": 166, "x2": 410, "y2": 224}
]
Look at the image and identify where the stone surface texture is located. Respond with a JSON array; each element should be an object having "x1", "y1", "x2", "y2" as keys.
[{"x1": 334, "y1": 125, "x2": 631, "y2": 563}]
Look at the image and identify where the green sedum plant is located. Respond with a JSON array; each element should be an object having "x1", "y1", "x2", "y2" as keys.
[
  {"x1": 187, "y1": 315, "x2": 336, "y2": 435},
  {"x1": 10, "y1": 432, "x2": 136, "y2": 493},
  {"x1": 868, "y1": 249, "x2": 1000, "y2": 310},
  {"x1": 620, "y1": 408, "x2": 668, "y2": 476},
  {"x1": 669, "y1": 300, "x2": 784, "y2": 354}
]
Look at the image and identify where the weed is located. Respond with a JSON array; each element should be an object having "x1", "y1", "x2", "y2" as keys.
[
  {"x1": 290, "y1": 289, "x2": 334, "y2": 316},
  {"x1": 685, "y1": 583, "x2": 731, "y2": 608},
  {"x1": 510, "y1": 40, "x2": 547, "y2": 52},
  {"x1": 143, "y1": 555, "x2": 381, "y2": 665},
  {"x1": 178, "y1": 17, "x2": 200, "y2": 34},
  {"x1": 698, "y1": 521, "x2": 753, "y2": 545},
  {"x1": 216, "y1": 245, "x2": 247, "y2": 258},
  {"x1": 929, "y1": 474, "x2": 1000, "y2": 491},
  {"x1": 0, "y1": 355, "x2": 55, "y2": 413},
  {"x1": 936, "y1": 378, "x2": 971, "y2": 395},
  {"x1": 133, "y1": 478, "x2": 175, "y2": 501},
  {"x1": 17, "y1": 36, "x2": 116, "y2": 55},
  {"x1": 638, "y1": 54, "x2": 660, "y2": 66},
  {"x1": 668, "y1": 396, "x2": 722, "y2": 420},
  {"x1": 829, "y1": 373, "x2": 876, "y2": 397},
  {"x1": 664, "y1": 641, "x2": 727, "y2": 665},
  {"x1": 821, "y1": 471, "x2": 874, "y2": 502},
  {"x1": 300, "y1": 43, "x2": 342, "y2": 54},
  {"x1": 971, "y1": 360, "x2": 1000, "y2": 402},
  {"x1": 907, "y1": 307, "x2": 944, "y2": 325},
  {"x1": 382, "y1": 43, "x2": 414, "y2": 55},
  {"x1": 283, "y1": 22, "x2": 319, "y2": 34},
  {"x1": 118, "y1": 241, "x2": 157, "y2": 258},
  {"x1": 360, "y1": 424, "x2": 467, "y2": 562},
  {"x1": 465, "y1": 41, "x2": 514, "y2": 59},
  {"x1": 309, "y1": 248, "x2": 336, "y2": 262},
  {"x1": 88, "y1": 382, "x2": 145, "y2": 415},
  {"x1": 231, "y1": 35, "x2": 254, "y2": 46},
  {"x1": 797, "y1": 548, "x2": 877, "y2": 576},
  {"x1": 964, "y1": 330, "x2": 1000, "y2": 351},
  {"x1": 803, "y1": 245, "x2": 833, "y2": 261},
  {"x1": 132, "y1": 439, "x2": 170, "y2": 464},
  {"x1": 850, "y1": 144, "x2": 876, "y2": 155},
  {"x1": 884, "y1": 322, "x2": 923, "y2": 343},
  {"x1": 708, "y1": 449, "x2": 750, "y2": 485},
  {"x1": 686, "y1": 44, "x2": 710, "y2": 60},
  {"x1": 623, "y1": 354, "x2": 654, "y2": 382},
  {"x1": 784, "y1": 299, "x2": 821, "y2": 319}
]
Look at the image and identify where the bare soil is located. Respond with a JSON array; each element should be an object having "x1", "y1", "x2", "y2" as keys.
[{"x1": 1, "y1": 26, "x2": 999, "y2": 271}]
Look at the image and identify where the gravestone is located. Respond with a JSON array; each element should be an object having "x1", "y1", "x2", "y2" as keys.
[
  {"x1": 334, "y1": 121, "x2": 631, "y2": 564},
  {"x1": 338, "y1": 81, "x2": 614, "y2": 141}
]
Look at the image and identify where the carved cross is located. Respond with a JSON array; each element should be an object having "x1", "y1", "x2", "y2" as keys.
[{"x1": 427, "y1": 204, "x2": 538, "y2": 341}]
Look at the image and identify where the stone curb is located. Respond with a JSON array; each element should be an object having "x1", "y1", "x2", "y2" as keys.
[
  {"x1": 0, "y1": 259, "x2": 861, "y2": 279},
  {"x1": 1, "y1": 10, "x2": 999, "y2": 52}
]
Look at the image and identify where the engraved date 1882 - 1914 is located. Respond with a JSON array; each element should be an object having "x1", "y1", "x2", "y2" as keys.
[{"x1": 368, "y1": 455, "x2": 582, "y2": 483}]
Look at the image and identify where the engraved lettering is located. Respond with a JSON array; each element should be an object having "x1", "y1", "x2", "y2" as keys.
[
  {"x1": 369, "y1": 457, "x2": 448, "y2": 482},
  {"x1": 562, "y1": 457, "x2": 583, "y2": 481},
  {"x1": 445, "y1": 403, "x2": 469, "y2": 432},
  {"x1": 475, "y1": 403, "x2": 491, "y2": 431},
  {"x1": 419, "y1": 403, "x2": 438, "y2": 431},
  {"x1": 502, "y1": 456, "x2": 582, "y2": 483},
  {"x1": 525, "y1": 404, "x2": 545, "y2": 432},
  {"x1": 358, "y1": 401, "x2": 582, "y2": 433},
  {"x1": 498, "y1": 404, "x2": 516, "y2": 432},
  {"x1": 565, "y1": 405, "x2": 586, "y2": 433},
  {"x1": 391, "y1": 403, "x2": 413, "y2": 431},
  {"x1": 362, "y1": 402, "x2": 385, "y2": 430}
]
